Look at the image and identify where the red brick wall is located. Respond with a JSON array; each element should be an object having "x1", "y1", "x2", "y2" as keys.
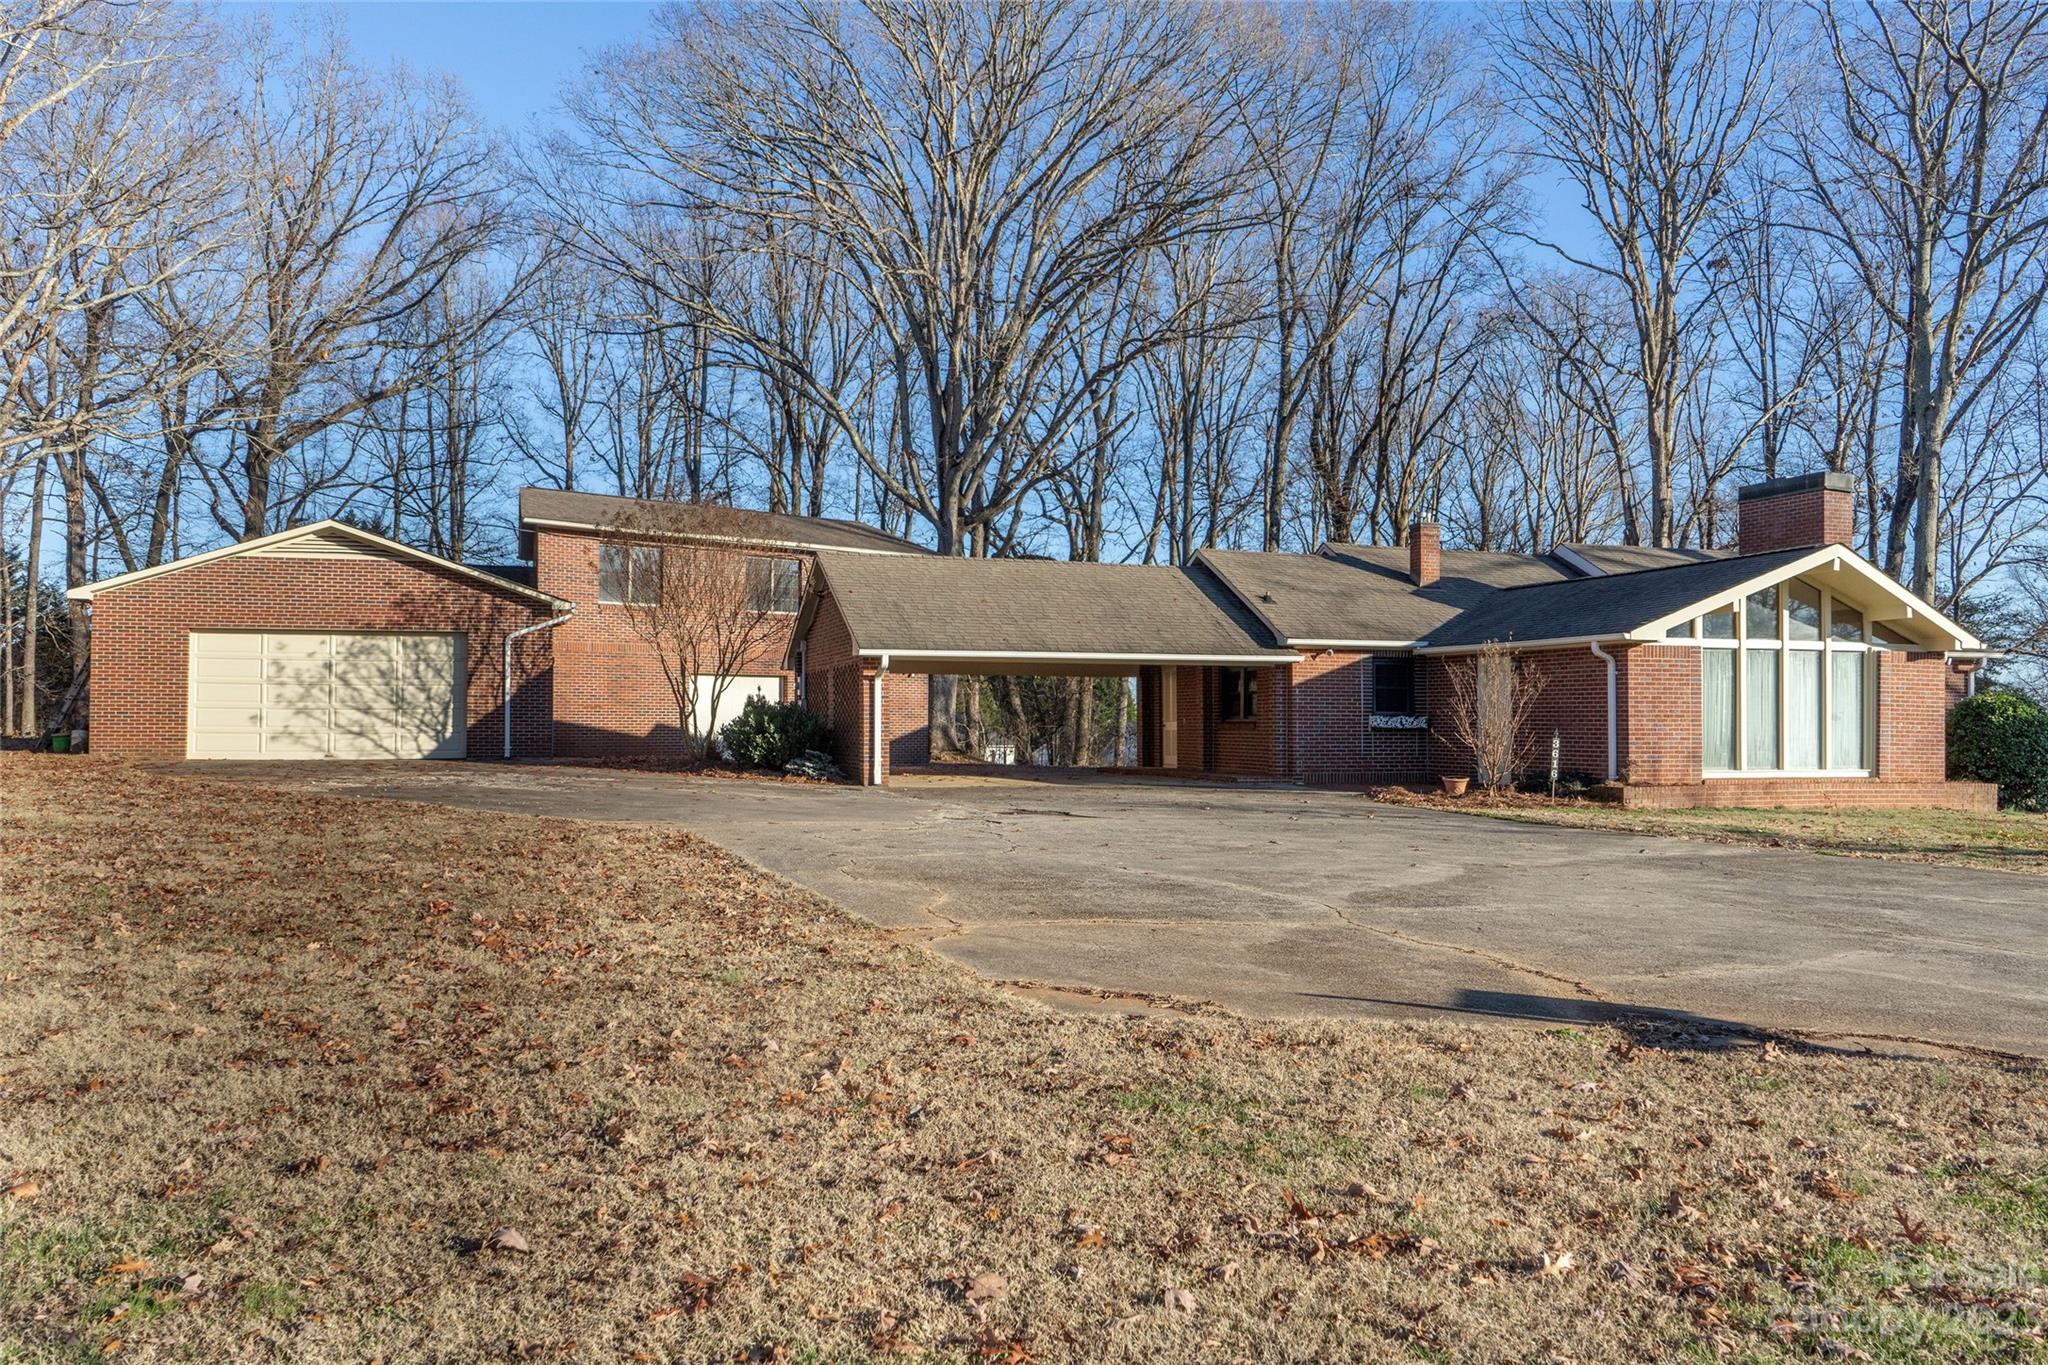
[
  {"x1": 1422, "y1": 644, "x2": 1701, "y2": 787},
  {"x1": 1622, "y1": 778, "x2": 1996, "y2": 811},
  {"x1": 85, "y1": 554, "x2": 558, "y2": 759},
  {"x1": 1617, "y1": 645, "x2": 1703, "y2": 784},
  {"x1": 795, "y1": 588, "x2": 868, "y2": 780},
  {"x1": 883, "y1": 673, "x2": 930, "y2": 772},
  {"x1": 534, "y1": 529, "x2": 800, "y2": 757},
  {"x1": 1200, "y1": 664, "x2": 1285, "y2": 777},
  {"x1": 1283, "y1": 651, "x2": 1428, "y2": 784},
  {"x1": 1876, "y1": 651, "x2": 1949, "y2": 780}
]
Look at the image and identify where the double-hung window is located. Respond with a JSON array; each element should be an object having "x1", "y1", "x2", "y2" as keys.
[
  {"x1": 598, "y1": 544, "x2": 662, "y2": 605},
  {"x1": 1372, "y1": 656, "x2": 1416, "y2": 715},
  {"x1": 1219, "y1": 667, "x2": 1258, "y2": 722},
  {"x1": 746, "y1": 556, "x2": 802, "y2": 614}
]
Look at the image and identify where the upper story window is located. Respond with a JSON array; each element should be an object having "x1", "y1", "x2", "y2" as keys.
[
  {"x1": 746, "y1": 556, "x2": 802, "y2": 614},
  {"x1": 1373, "y1": 655, "x2": 1416, "y2": 715},
  {"x1": 1219, "y1": 667, "x2": 1258, "y2": 721},
  {"x1": 598, "y1": 544, "x2": 661, "y2": 604}
]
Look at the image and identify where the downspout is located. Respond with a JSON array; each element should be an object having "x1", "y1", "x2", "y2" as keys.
[
  {"x1": 871, "y1": 653, "x2": 889, "y2": 785},
  {"x1": 1588, "y1": 641, "x2": 1618, "y2": 783},
  {"x1": 503, "y1": 611, "x2": 574, "y2": 759}
]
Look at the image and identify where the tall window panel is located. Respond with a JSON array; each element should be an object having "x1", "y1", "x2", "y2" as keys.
[
  {"x1": 1829, "y1": 651, "x2": 1869, "y2": 770},
  {"x1": 1744, "y1": 649, "x2": 1779, "y2": 770},
  {"x1": 1702, "y1": 650, "x2": 1736, "y2": 770},
  {"x1": 1785, "y1": 651, "x2": 1822, "y2": 769}
]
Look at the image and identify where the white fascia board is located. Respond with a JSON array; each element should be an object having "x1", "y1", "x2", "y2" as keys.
[
  {"x1": 521, "y1": 516, "x2": 915, "y2": 557},
  {"x1": 854, "y1": 648, "x2": 1301, "y2": 665},
  {"x1": 1414, "y1": 633, "x2": 1639, "y2": 655},
  {"x1": 1285, "y1": 638, "x2": 1419, "y2": 650},
  {"x1": 66, "y1": 519, "x2": 572, "y2": 609},
  {"x1": 1632, "y1": 546, "x2": 1979, "y2": 650}
]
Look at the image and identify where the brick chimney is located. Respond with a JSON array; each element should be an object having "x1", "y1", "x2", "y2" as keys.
[
  {"x1": 1737, "y1": 472, "x2": 1854, "y2": 554},
  {"x1": 1409, "y1": 521, "x2": 1441, "y2": 587}
]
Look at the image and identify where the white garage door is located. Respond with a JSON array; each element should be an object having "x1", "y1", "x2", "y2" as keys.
[
  {"x1": 188, "y1": 632, "x2": 466, "y2": 759},
  {"x1": 694, "y1": 674, "x2": 781, "y2": 749}
]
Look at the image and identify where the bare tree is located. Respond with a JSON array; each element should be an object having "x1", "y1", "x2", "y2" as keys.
[
  {"x1": 601, "y1": 504, "x2": 790, "y2": 759},
  {"x1": 1790, "y1": 0, "x2": 2048, "y2": 597},
  {"x1": 1492, "y1": 0, "x2": 1783, "y2": 546},
  {"x1": 1440, "y1": 641, "x2": 1545, "y2": 793},
  {"x1": 208, "y1": 14, "x2": 506, "y2": 540}
]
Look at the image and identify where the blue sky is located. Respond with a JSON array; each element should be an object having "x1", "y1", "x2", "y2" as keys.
[{"x1": 228, "y1": 1, "x2": 658, "y2": 129}]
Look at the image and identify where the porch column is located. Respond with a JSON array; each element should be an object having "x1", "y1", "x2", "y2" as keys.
[
  {"x1": 871, "y1": 656, "x2": 888, "y2": 785},
  {"x1": 1161, "y1": 664, "x2": 1178, "y2": 769}
]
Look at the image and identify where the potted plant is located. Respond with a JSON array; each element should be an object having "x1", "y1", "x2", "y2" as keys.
[{"x1": 1439, "y1": 775, "x2": 1469, "y2": 797}]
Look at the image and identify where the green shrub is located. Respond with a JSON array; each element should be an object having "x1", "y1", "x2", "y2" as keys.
[
  {"x1": 719, "y1": 696, "x2": 832, "y2": 772},
  {"x1": 1947, "y1": 688, "x2": 2048, "y2": 812}
]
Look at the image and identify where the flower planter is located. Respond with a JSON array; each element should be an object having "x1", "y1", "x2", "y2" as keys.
[{"x1": 1439, "y1": 776, "x2": 1469, "y2": 797}]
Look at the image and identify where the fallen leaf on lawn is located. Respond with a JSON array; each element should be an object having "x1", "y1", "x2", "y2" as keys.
[
  {"x1": 1204, "y1": 1261, "x2": 1238, "y2": 1283},
  {"x1": 104, "y1": 1258, "x2": 149, "y2": 1275},
  {"x1": 7, "y1": 1180, "x2": 38, "y2": 1200},
  {"x1": 964, "y1": 1272, "x2": 1007, "y2": 1306},
  {"x1": 1068, "y1": 1224, "x2": 1106, "y2": 1249},
  {"x1": 1342, "y1": 1179, "x2": 1385, "y2": 1203},
  {"x1": 1536, "y1": 1250, "x2": 1575, "y2": 1278},
  {"x1": 1162, "y1": 1287, "x2": 1196, "y2": 1314},
  {"x1": 481, "y1": 1227, "x2": 531, "y2": 1254}
]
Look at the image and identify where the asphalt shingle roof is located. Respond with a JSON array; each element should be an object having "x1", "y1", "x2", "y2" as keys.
[
  {"x1": 1199, "y1": 545, "x2": 1568, "y2": 643},
  {"x1": 518, "y1": 487, "x2": 926, "y2": 555},
  {"x1": 812, "y1": 553, "x2": 1293, "y2": 660},
  {"x1": 1418, "y1": 549, "x2": 1812, "y2": 648}
]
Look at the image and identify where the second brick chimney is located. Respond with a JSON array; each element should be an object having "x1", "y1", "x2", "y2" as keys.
[
  {"x1": 1409, "y1": 521, "x2": 1441, "y2": 587},
  {"x1": 1736, "y1": 472, "x2": 1854, "y2": 555}
]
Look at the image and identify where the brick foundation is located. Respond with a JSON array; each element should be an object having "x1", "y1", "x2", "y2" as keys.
[{"x1": 1615, "y1": 779, "x2": 1996, "y2": 811}]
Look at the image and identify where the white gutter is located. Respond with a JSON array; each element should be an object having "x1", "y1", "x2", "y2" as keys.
[
  {"x1": 1588, "y1": 641, "x2": 1618, "y2": 782},
  {"x1": 852, "y1": 648, "x2": 1299, "y2": 665},
  {"x1": 871, "y1": 653, "x2": 889, "y2": 785},
  {"x1": 520, "y1": 517, "x2": 913, "y2": 557},
  {"x1": 503, "y1": 611, "x2": 575, "y2": 758}
]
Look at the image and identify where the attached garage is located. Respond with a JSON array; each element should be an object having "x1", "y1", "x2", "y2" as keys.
[{"x1": 70, "y1": 521, "x2": 571, "y2": 761}]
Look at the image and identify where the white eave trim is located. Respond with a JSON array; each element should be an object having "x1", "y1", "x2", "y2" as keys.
[
  {"x1": 1630, "y1": 545, "x2": 1979, "y2": 650},
  {"x1": 1415, "y1": 632, "x2": 1640, "y2": 655},
  {"x1": 66, "y1": 519, "x2": 572, "y2": 609},
  {"x1": 520, "y1": 516, "x2": 918, "y2": 557},
  {"x1": 853, "y1": 648, "x2": 1302, "y2": 665},
  {"x1": 1284, "y1": 638, "x2": 1420, "y2": 650}
]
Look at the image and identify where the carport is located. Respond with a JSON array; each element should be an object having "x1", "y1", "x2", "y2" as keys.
[{"x1": 788, "y1": 553, "x2": 1300, "y2": 785}]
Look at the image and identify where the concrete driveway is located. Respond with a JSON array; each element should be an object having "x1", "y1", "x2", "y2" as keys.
[{"x1": 180, "y1": 763, "x2": 2048, "y2": 1058}]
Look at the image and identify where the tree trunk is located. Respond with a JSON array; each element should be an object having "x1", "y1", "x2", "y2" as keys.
[{"x1": 23, "y1": 451, "x2": 46, "y2": 735}]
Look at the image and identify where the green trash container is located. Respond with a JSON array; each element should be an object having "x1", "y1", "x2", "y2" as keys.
[{"x1": 47, "y1": 732, "x2": 70, "y2": 753}]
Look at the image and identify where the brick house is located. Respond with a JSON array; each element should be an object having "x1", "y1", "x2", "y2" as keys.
[
  {"x1": 71, "y1": 473, "x2": 1995, "y2": 808},
  {"x1": 69, "y1": 489, "x2": 929, "y2": 763},
  {"x1": 790, "y1": 473, "x2": 1997, "y2": 809}
]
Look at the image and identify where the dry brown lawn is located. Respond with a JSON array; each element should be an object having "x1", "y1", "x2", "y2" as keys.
[
  {"x1": 2, "y1": 757, "x2": 2045, "y2": 1364},
  {"x1": 1371, "y1": 787, "x2": 2048, "y2": 878}
]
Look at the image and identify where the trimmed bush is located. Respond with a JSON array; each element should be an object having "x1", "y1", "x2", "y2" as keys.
[
  {"x1": 720, "y1": 696, "x2": 832, "y2": 772},
  {"x1": 1947, "y1": 688, "x2": 2048, "y2": 812}
]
